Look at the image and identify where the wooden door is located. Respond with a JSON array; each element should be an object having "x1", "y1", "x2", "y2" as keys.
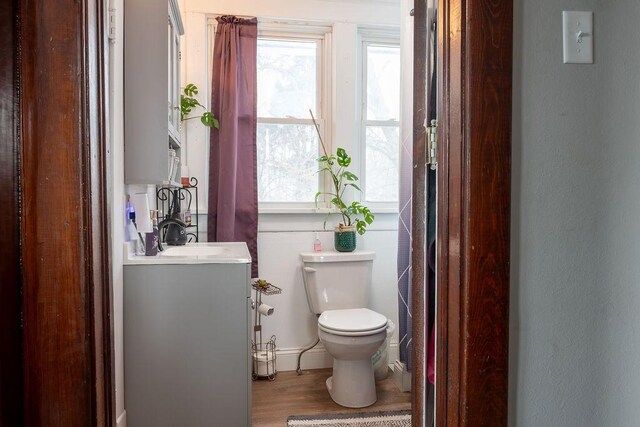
[{"x1": 0, "y1": 0, "x2": 115, "y2": 425}]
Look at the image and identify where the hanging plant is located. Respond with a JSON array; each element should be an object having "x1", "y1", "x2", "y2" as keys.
[{"x1": 180, "y1": 83, "x2": 219, "y2": 128}]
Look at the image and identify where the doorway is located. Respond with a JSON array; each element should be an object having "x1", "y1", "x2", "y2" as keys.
[{"x1": 0, "y1": 0, "x2": 512, "y2": 425}]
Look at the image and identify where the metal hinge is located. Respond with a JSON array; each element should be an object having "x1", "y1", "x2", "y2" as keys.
[
  {"x1": 426, "y1": 119, "x2": 438, "y2": 170},
  {"x1": 108, "y1": 8, "x2": 117, "y2": 43}
]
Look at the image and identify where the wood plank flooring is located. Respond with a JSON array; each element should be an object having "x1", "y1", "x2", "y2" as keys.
[{"x1": 252, "y1": 368, "x2": 411, "y2": 426}]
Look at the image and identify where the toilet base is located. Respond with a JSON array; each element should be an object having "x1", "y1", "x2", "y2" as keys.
[{"x1": 326, "y1": 358, "x2": 377, "y2": 408}]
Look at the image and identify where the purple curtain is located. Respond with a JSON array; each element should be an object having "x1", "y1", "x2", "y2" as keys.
[{"x1": 208, "y1": 16, "x2": 259, "y2": 277}]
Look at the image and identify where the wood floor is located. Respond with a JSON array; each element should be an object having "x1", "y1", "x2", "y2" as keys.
[{"x1": 252, "y1": 368, "x2": 411, "y2": 426}]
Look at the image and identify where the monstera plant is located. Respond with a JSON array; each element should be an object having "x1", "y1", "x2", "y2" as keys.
[
  {"x1": 180, "y1": 83, "x2": 219, "y2": 128},
  {"x1": 311, "y1": 110, "x2": 374, "y2": 251}
]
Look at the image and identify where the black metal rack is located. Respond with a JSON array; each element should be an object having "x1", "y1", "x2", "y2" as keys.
[{"x1": 156, "y1": 177, "x2": 199, "y2": 242}]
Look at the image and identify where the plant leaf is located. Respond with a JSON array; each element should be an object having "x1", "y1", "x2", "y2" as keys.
[
  {"x1": 200, "y1": 112, "x2": 215, "y2": 127},
  {"x1": 331, "y1": 197, "x2": 346, "y2": 210},
  {"x1": 345, "y1": 183, "x2": 361, "y2": 192},
  {"x1": 184, "y1": 83, "x2": 198, "y2": 97},
  {"x1": 336, "y1": 148, "x2": 351, "y2": 167},
  {"x1": 342, "y1": 171, "x2": 358, "y2": 181},
  {"x1": 364, "y1": 210, "x2": 375, "y2": 224}
]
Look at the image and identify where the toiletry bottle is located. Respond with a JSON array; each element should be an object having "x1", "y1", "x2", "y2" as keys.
[
  {"x1": 145, "y1": 210, "x2": 159, "y2": 256},
  {"x1": 313, "y1": 233, "x2": 322, "y2": 252}
]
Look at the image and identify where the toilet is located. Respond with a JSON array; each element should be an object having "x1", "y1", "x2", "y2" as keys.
[{"x1": 301, "y1": 250, "x2": 391, "y2": 408}]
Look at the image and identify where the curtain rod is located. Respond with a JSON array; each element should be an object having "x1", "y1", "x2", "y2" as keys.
[{"x1": 210, "y1": 13, "x2": 257, "y2": 20}]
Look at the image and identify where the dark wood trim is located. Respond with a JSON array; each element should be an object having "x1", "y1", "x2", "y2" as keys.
[
  {"x1": 18, "y1": 0, "x2": 114, "y2": 424},
  {"x1": 84, "y1": 0, "x2": 116, "y2": 424},
  {"x1": 436, "y1": 0, "x2": 512, "y2": 425},
  {"x1": 411, "y1": 0, "x2": 428, "y2": 425},
  {"x1": 0, "y1": 0, "x2": 23, "y2": 425}
]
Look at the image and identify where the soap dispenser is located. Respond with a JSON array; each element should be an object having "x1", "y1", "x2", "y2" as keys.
[{"x1": 313, "y1": 232, "x2": 322, "y2": 252}]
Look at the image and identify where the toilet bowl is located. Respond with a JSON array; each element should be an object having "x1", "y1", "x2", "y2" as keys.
[
  {"x1": 300, "y1": 250, "x2": 392, "y2": 408},
  {"x1": 318, "y1": 308, "x2": 390, "y2": 407}
]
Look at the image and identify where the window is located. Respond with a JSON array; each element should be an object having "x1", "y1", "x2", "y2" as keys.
[
  {"x1": 361, "y1": 40, "x2": 401, "y2": 205},
  {"x1": 256, "y1": 27, "x2": 330, "y2": 208},
  {"x1": 252, "y1": 24, "x2": 400, "y2": 213}
]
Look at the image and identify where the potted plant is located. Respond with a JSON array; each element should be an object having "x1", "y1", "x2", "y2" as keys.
[
  {"x1": 180, "y1": 83, "x2": 219, "y2": 128},
  {"x1": 310, "y1": 110, "x2": 374, "y2": 252}
]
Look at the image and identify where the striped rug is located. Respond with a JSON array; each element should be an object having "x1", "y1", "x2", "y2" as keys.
[{"x1": 287, "y1": 410, "x2": 411, "y2": 426}]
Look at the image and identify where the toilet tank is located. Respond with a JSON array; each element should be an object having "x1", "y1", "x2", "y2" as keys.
[{"x1": 300, "y1": 251, "x2": 376, "y2": 315}]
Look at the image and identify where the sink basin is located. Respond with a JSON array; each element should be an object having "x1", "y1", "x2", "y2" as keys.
[
  {"x1": 125, "y1": 242, "x2": 251, "y2": 265},
  {"x1": 161, "y1": 246, "x2": 226, "y2": 257}
]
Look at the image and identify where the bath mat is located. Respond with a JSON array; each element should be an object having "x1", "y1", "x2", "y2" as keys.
[{"x1": 287, "y1": 410, "x2": 411, "y2": 426}]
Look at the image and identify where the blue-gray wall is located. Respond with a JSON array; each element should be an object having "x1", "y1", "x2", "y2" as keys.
[{"x1": 511, "y1": 1, "x2": 640, "y2": 425}]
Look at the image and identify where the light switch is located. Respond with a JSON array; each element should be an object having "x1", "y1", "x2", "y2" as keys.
[{"x1": 563, "y1": 11, "x2": 593, "y2": 64}]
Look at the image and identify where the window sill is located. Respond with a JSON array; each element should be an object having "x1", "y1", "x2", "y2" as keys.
[
  {"x1": 258, "y1": 207, "x2": 398, "y2": 215},
  {"x1": 257, "y1": 209, "x2": 399, "y2": 232},
  {"x1": 192, "y1": 208, "x2": 399, "y2": 232}
]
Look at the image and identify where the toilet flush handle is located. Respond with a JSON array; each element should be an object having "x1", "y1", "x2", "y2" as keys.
[{"x1": 303, "y1": 267, "x2": 316, "y2": 273}]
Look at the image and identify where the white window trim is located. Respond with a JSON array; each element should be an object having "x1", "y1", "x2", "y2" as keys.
[
  {"x1": 358, "y1": 29, "x2": 401, "y2": 212},
  {"x1": 256, "y1": 23, "x2": 333, "y2": 213}
]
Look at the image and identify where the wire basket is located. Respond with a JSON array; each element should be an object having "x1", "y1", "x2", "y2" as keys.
[{"x1": 252, "y1": 335, "x2": 277, "y2": 380}]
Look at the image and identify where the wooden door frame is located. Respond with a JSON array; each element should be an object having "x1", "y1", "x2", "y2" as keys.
[
  {"x1": 2, "y1": 0, "x2": 511, "y2": 424},
  {"x1": 433, "y1": 0, "x2": 512, "y2": 425},
  {"x1": 0, "y1": 0, "x2": 23, "y2": 424},
  {"x1": 0, "y1": 0, "x2": 115, "y2": 424}
]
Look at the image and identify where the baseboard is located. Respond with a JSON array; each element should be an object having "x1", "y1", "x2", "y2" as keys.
[
  {"x1": 116, "y1": 410, "x2": 127, "y2": 427},
  {"x1": 276, "y1": 343, "x2": 399, "y2": 372}
]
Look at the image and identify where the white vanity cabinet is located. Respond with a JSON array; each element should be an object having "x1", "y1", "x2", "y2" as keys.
[
  {"x1": 124, "y1": 0, "x2": 184, "y2": 185},
  {"x1": 124, "y1": 245, "x2": 252, "y2": 426}
]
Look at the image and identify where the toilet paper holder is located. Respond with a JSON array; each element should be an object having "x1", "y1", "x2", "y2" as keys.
[{"x1": 251, "y1": 279, "x2": 282, "y2": 380}]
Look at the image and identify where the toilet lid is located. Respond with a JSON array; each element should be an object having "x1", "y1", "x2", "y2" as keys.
[{"x1": 318, "y1": 308, "x2": 388, "y2": 333}]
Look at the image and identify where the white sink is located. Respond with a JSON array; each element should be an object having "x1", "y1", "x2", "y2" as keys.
[
  {"x1": 161, "y1": 245, "x2": 226, "y2": 257},
  {"x1": 125, "y1": 242, "x2": 251, "y2": 265}
]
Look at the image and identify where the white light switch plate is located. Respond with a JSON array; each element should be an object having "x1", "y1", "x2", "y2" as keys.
[{"x1": 563, "y1": 11, "x2": 593, "y2": 64}]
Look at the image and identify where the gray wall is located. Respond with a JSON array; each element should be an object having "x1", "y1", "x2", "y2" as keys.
[{"x1": 511, "y1": 1, "x2": 640, "y2": 425}]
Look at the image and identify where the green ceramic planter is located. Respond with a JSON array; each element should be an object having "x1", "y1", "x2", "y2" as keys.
[{"x1": 334, "y1": 226, "x2": 357, "y2": 252}]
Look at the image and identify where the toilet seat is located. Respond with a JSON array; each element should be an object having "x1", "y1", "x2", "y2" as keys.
[{"x1": 318, "y1": 308, "x2": 388, "y2": 336}]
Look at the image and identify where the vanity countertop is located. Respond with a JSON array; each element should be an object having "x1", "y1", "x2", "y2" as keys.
[{"x1": 124, "y1": 242, "x2": 251, "y2": 265}]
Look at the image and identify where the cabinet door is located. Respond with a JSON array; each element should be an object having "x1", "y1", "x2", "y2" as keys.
[
  {"x1": 124, "y1": 0, "x2": 183, "y2": 185},
  {"x1": 124, "y1": 263, "x2": 251, "y2": 426},
  {"x1": 168, "y1": 10, "x2": 181, "y2": 144}
]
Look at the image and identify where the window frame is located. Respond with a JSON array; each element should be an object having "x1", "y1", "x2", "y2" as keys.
[
  {"x1": 256, "y1": 23, "x2": 333, "y2": 213},
  {"x1": 358, "y1": 29, "x2": 401, "y2": 212}
]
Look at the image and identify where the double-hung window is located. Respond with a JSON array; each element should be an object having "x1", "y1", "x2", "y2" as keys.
[
  {"x1": 360, "y1": 36, "x2": 401, "y2": 208},
  {"x1": 256, "y1": 25, "x2": 331, "y2": 210}
]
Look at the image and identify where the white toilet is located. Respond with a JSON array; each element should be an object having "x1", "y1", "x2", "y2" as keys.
[{"x1": 301, "y1": 250, "x2": 391, "y2": 408}]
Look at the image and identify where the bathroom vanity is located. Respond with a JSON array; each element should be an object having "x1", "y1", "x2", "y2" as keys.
[{"x1": 124, "y1": 243, "x2": 252, "y2": 426}]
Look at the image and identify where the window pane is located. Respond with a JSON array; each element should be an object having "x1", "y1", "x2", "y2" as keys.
[
  {"x1": 366, "y1": 45, "x2": 400, "y2": 121},
  {"x1": 257, "y1": 39, "x2": 317, "y2": 119},
  {"x1": 365, "y1": 126, "x2": 399, "y2": 202},
  {"x1": 257, "y1": 123, "x2": 319, "y2": 202}
]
